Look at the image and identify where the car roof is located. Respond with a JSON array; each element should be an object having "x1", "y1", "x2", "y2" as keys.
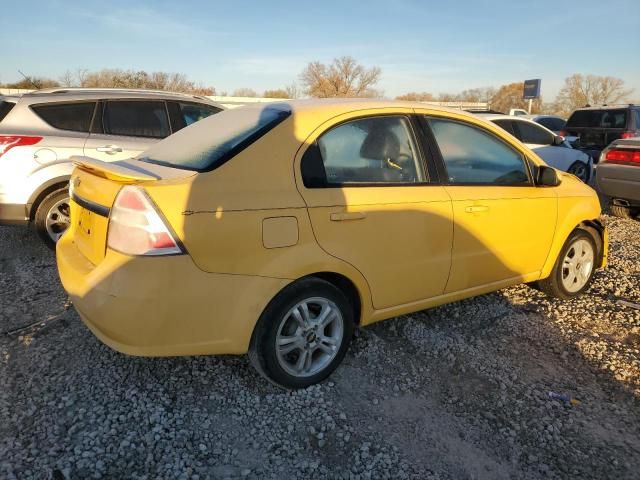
[
  {"x1": 571, "y1": 104, "x2": 638, "y2": 111},
  {"x1": 521, "y1": 114, "x2": 565, "y2": 121},
  {"x1": 265, "y1": 98, "x2": 480, "y2": 118},
  {"x1": 20, "y1": 87, "x2": 224, "y2": 107}
]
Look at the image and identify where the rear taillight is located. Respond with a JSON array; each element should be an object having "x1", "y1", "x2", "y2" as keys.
[
  {"x1": 107, "y1": 186, "x2": 183, "y2": 256},
  {"x1": 559, "y1": 130, "x2": 567, "y2": 137},
  {"x1": 604, "y1": 149, "x2": 640, "y2": 165},
  {"x1": 620, "y1": 132, "x2": 636, "y2": 139},
  {"x1": 0, "y1": 135, "x2": 42, "y2": 158}
]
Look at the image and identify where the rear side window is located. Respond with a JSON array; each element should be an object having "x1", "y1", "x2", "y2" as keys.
[
  {"x1": 492, "y1": 119, "x2": 517, "y2": 136},
  {"x1": 140, "y1": 104, "x2": 291, "y2": 171},
  {"x1": 31, "y1": 102, "x2": 96, "y2": 132},
  {"x1": 428, "y1": 117, "x2": 530, "y2": 185},
  {"x1": 167, "y1": 101, "x2": 222, "y2": 132},
  {"x1": 514, "y1": 121, "x2": 554, "y2": 145},
  {"x1": 103, "y1": 101, "x2": 170, "y2": 138},
  {"x1": 0, "y1": 101, "x2": 16, "y2": 123},
  {"x1": 536, "y1": 117, "x2": 565, "y2": 132},
  {"x1": 600, "y1": 110, "x2": 627, "y2": 128}
]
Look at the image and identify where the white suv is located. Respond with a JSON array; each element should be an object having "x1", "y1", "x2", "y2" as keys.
[{"x1": 0, "y1": 88, "x2": 223, "y2": 247}]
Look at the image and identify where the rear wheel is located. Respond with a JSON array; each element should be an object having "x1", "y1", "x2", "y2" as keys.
[
  {"x1": 35, "y1": 189, "x2": 71, "y2": 249},
  {"x1": 610, "y1": 204, "x2": 638, "y2": 219},
  {"x1": 248, "y1": 277, "x2": 354, "y2": 389},
  {"x1": 567, "y1": 161, "x2": 589, "y2": 182},
  {"x1": 536, "y1": 229, "x2": 597, "y2": 300}
]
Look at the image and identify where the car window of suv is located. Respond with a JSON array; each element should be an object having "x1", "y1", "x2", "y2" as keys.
[
  {"x1": 428, "y1": 117, "x2": 530, "y2": 185},
  {"x1": 0, "y1": 101, "x2": 16, "y2": 123},
  {"x1": 31, "y1": 102, "x2": 96, "y2": 132},
  {"x1": 311, "y1": 116, "x2": 425, "y2": 185},
  {"x1": 600, "y1": 110, "x2": 627, "y2": 128},
  {"x1": 514, "y1": 120, "x2": 554, "y2": 145},
  {"x1": 103, "y1": 100, "x2": 170, "y2": 138},
  {"x1": 167, "y1": 101, "x2": 222, "y2": 132}
]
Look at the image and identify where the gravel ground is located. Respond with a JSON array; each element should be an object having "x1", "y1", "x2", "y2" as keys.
[{"x1": 1, "y1": 214, "x2": 639, "y2": 479}]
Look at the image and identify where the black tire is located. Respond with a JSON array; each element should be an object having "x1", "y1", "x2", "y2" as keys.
[
  {"x1": 248, "y1": 277, "x2": 355, "y2": 389},
  {"x1": 567, "y1": 161, "x2": 589, "y2": 183},
  {"x1": 34, "y1": 189, "x2": 71, "y2": 250},
  {"x1": 610, "y1": 204, "x2": 638, "y2": 219},
  {"x1": 535, "y1": 229, "x2": 597, "y2": 300}
]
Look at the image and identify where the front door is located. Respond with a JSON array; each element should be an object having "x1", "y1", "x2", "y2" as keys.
[
  {"x1": 424, "y1": 116, "x2": 557, "y2": 293},
  {"x1": 297, "y1": 113, "x2": 453, "y2": 310}
]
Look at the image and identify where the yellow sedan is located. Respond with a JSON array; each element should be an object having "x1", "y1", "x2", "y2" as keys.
[{"x1": 56, "y1": 100, "x2": 607, "y2": 388}]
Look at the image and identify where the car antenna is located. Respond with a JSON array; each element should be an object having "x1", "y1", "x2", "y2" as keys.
[{"x1": 17, "y1": 69, "x2": 41, "y2": 89}]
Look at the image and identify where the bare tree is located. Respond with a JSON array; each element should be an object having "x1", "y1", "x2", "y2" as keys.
[
  {"x1": 285, "y1": 83, "x2": 299, "y2": 99},
  {"x1": 552, "y1": 74, "x2": 633, "y2": 117},
  {"x1": 263, "y1": 89, "x2": 290, "y2": 99},
  {"x1": 395, "y1": 92, "x2": 435, "y2": 101},
  {"x1": 300, "y1": 56, "x2": 382, "y2": 98},
  {"x1": 233, "y1": 88, "x2": 258, "y2": 97},
  {"x1": 490, "y1": 82, "x2": 542, "y2": 114}
]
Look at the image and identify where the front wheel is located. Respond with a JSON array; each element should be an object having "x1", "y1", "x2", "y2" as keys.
[
  {"x1": 248, "y1": 278, "x2": 354, "y2": 389},
  {"x1": 535, "y1": 229, "x2": 597, "y2": 300},
  {"x1": 567, "y1": 161, "x2": 590, "y2": 183},
  {"x1": 35, "y1": 189, "x2": 71, "y2": 250}
]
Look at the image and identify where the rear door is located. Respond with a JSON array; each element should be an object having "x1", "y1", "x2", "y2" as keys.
[
  {"x1": 297, "y1": 111, "x2": 454, "y2": 310},
  {"x1": 83, "y1": 99, "x2": 170, "y2": 161}
]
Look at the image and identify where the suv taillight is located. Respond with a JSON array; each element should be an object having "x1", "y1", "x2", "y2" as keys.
[
  {"x1": 107, "y1": 186, "x2": 183, "y2": 256},
  {"x1": 604, "y1": 149, "x2": 640, "y2": 165},
  {"x1": 0, "y1": 135, "x2": 42, "y2": 158}
]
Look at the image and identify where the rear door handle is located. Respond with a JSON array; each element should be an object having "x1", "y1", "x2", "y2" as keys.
[
  {"x1": 330, "y1": 212, "x2": 366, "y2": 221},
  {"x1": 96, "y1": 145, "x2": 123, "y2": 154},
  {"x1": 465, "y1": 205, "x2": 489, "y2": 213}
]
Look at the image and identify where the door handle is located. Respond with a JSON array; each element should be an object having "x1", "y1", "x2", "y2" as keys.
[
  {"x1": 465, "y1": 205, "x2": 489, "y2": 213},
  {"x1": 96, "y1": 145, "x2": 123, "y2": 154},
  {"x1": 330, "y1": 212, "x2": 366, "y2": 221}
]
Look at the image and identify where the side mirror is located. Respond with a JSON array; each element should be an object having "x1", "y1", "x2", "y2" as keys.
[
  {"x1": 536, "y1": 165, "x2": 561, "y2": 187},
  {"x1": 552, "y1": 135, "x2": 565, "y2": 146}
]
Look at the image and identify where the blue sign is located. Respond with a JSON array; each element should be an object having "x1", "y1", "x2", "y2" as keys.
[{"x1": 523, "y1": 79, "x2": 541, "y2": 99}]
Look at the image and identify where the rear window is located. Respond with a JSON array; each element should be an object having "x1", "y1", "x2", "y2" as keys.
[
  {"x1": 0, "y1": 101, "x2": 16, "y2": 123},
  {"x1": 32, "y1": 102, "x2": 96, "y2": 132},
  {"x1": 536, "y1": 117, "x2": 565, "y2": 132},
  {"x1": 566, "y1": 109, "x2": 628, "y2": 128},
  {"x1": 140, "y1": 104, "x2": 291, "y2": 172}
]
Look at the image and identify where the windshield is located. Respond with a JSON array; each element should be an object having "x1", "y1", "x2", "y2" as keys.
[{"x1": 139, "y1": 103, "x2": 291, "y2": 171}]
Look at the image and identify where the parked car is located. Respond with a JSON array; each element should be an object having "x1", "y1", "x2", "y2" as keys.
[
  {"x1": 509, "y1": 108, "x2": 529, "y2": 116},
  {"x1": 57, "y1": 100, "x2": 607, "y2": 389},
  {"x1": 562, "y1": 104, "x2": 640, "y2": 161},
  {"x1": 524, "y1": 114, "x2": 566, "y2": 135},
  {"x1": 0, "y1": 88, "x2": 224, "y2": 247},
  {"x1": 596, "y1": 137, "x2": 640, "y2": 218},
  {"x1": 478, "y1": 114, "x2": 593, "y2": 182}
]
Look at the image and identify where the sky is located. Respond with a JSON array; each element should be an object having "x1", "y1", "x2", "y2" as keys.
[{"x1": 2, "y1": 0, "x2": 639, "y2": 101}]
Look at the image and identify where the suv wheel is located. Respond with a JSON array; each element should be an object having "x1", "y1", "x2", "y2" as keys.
[
  {"x1": 249, "y1": 278, "x2": 354, "y2": 389},
  {"x1": 35, "y1": 189, "x2": 71, "y2": 249},
  {"x1": 610, "y1": 204, "x2": 638, "y2": 219},
  {"x1": 567, "y1": 161, "x2": 589, "y2": 182}
]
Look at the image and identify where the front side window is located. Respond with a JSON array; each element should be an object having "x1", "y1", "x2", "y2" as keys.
[
  {"x1": 515, "y1": 121, "x2": 555, "y2": 145},
  {"x1": 103, "y1": 101, "x2": 170, "y2": 138},
  {"x1": 140, "y1": 103, "x2": 290, "y2": 171},
  {"x1": 428, "y1": 117, "x2": 530, "y2": 185},
  {"x1": 32, "y1": 102, "x2": 96, "y2": 132},
  {"x1": 314, "y1": 116, "x2": 424, "y2": 185}
]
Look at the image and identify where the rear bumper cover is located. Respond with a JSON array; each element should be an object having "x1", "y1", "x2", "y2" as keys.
[
  {"x1": 596, "y1": 163, "x2": 640, "y2": 205},
  {"x1": 0, "y1": 203, "x2": 29, "y2": 226},
  {"x1": 56, "y1": 232, "x2": 289, "y2": 356}
]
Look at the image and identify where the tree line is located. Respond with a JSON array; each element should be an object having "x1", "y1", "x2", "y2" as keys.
[{"x1": 1, "y1": 59, "x2": 633, "y2": 117}]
